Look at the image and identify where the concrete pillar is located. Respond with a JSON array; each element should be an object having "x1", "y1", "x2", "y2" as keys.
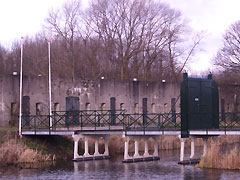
[
  {"x1": 84, "y1": 136, "x2": 90, "y2": 157},
  {"x1": 123, "y1": 135, "x2": 130, "y2": 160},
  {"x1": 153, "y1": 136, "x2": 158, "y2": 156},
  {"x1": 94, "y1": 137, "x2": 100, "y2": 156},
  {"x1": 104, "y1": 135, "x2": 109, "y2": 156},
  {"x1": 190, "y1": 137, "x2": 195, "y2": 159},
  {"x1": 133, "y1": 137, "x2": 140, "y2": 158},
  {"x1": 72, "y1": 134, "x2": 81, "y2": 159},
  {"x1": 180, "y1": 137, "x2": 186, "y2": 162},
  {"x1": 144, "y1": 137, "x2": 149, "y2": 157},
  {"x1": 203, "y1": 137, "x2": 208, "y2": 157}
]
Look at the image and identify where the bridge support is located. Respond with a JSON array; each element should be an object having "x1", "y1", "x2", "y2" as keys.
[
  {"x1": 72, "y1": 134, "x2": 110, "y2": 161},
  {"x1": 179, "y1": 136, "x2": 212, "y2": 165},
  {"x1": 179, "y1": 137, "x2": 186, "y2": 162},
  {"x1": 178, "y1": 135, "x2": 201, "y2": 165},
  {"x1": 122, "y1": 135, "x2": 160, "y2": 163},
  {"x1": 190, "y1": 137, "x2": 196, "y2": 159},
  {"x1": 202, "y1": 137, "x2": 209, "y2": 157}
]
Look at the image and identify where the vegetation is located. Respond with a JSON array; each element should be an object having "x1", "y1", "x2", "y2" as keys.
[
  {"x1": 198, "y1": 143, "x2": 240, "y2": 170},
  {"x1": 0, "y1": 139, "x2": 51, "y2": 166},
  {"x1": 0, "y1": 0, "x2": 203, "y2": 83},
  {"x1": 214, "y1": 20, "x2": 240, "y2": 87},
  {"x1": 0, "y1": 130, "x2": 73, "y2": 167}
]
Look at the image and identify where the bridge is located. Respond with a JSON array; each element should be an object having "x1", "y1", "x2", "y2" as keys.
[{"x1": 20, "y1": 110, "x2": 240, "y2": 163}]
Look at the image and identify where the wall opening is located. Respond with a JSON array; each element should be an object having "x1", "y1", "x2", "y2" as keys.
[
  {"x1": 54, "y1": 103, "x2": 60, "y2": 112},
  {"x1": 36, "y1": 103, "x2": 42, "y2": 115},
  {"x1": 164, "y1": 103, "x2": 168, "y2": 112},
  {"x1": 100, "y1": 103, "x2": 106, "y2": 111},
  {"x1": 53, "y1": 103, "x2": 60, "y2": 124},
  {"x1": 120, "y1": 103, "x2": 125, "y2": 111},
  {"x1": 151, "y1": 103, "x2": 156, "y2": 113},
  {"x1": 134, "y1": 103, "x2": 139, "y2": 114},
  {"x1": 86, "y1": 103, "x2": 90, "y2": 111},
  {"x1": 10, "y1": 102, "x2": 18, "y2": 126}
]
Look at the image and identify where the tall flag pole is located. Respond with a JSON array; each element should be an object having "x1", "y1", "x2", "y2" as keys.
[
  {"x1": 19, "y1": 37, "x2": 24, "y2": 136},
  {"x1": 48, "y1": 40, "x2": 52, "y2": 129}
]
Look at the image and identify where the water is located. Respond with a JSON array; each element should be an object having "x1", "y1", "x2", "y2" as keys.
[{"x1": 0, "y1": 149, "x2": 240, "y2": 180}]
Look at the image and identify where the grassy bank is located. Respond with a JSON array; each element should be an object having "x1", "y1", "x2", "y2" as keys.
[
  {"x1": 0, "y1": 129, "x2": 73, "y2": 167},
  {"x1": 0, "y1": 139, "x2": 51, "y2": 166},
  {"x1": 198, "y1": 143, "x2": 240, "y2": 170},
  {"x1": 1, "y1": 128, "x2": 240, "y2": 168}
]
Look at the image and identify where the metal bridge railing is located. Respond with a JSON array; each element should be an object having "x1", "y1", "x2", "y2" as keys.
[
  {"x1": 219, "y1": 112, "x2": 240, "y2": 129},
  {"x1": 21, "y1": 111, "x2": 240, "y2": 132},
  {"x1": 21, "y1": 110, "x2": 181, "y2": 132},
  {"x1": 124, "y1": 113, "x2": 181, "y2": 130}
]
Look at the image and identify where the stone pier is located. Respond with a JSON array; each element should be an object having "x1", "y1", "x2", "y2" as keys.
[
  {"x1": 178, "y1": 135, "x2": 213, "y2": 165},
  {"x1": 122, "y1": 135, "x2": 160, "y2": 163},
  {"x1": 72, "y1": 134, "x2": 110, "y2": 161}
]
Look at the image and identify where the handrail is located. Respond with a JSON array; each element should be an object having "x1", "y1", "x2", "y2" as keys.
[{"x1": 21, "y1": 112, "x2": 240, "y2": 132}]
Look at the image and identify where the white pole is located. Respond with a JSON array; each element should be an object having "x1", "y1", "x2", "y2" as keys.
[
  {"x1": 48, "y1": 41, "x2": 52, "y2": 129},
  {"x1": 19, "y1": 37, "x2": 23, "y2": 136}
]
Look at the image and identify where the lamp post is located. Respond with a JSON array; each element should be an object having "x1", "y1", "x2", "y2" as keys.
[
  {"x1": 19, "y1": 37, "x2": 24, "y2": 136},
  {"x1": 48, "y1": 41, "x2": 52, "y2": 129}
]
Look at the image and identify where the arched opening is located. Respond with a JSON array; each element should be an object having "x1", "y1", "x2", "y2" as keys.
[
  {"x1": 164, "y1": 103, "x2": 168, "y2": 112},
  {"x1": 85, "y1": 103, "x2": 90, "y2": 111},
  {"x1": 100, "y1": 103, "x2": 106, "y2": 111},
  {"x1": 120, "y1": 103, "x2": 125, "y2": 111}
]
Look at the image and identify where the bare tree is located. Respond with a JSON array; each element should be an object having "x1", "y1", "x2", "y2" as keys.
[
  {"x1": 0, "y1": 44, "x2": 7, "y2": 75},
  {"x1": 86, "y1": 0, "x2": 175, "y2": 80},
  {"x1": 5, "y1": 0, "x2": 202, "y2": 82},
  {"x1": 86, "y1": 0, "x2": 202, "y2": 81},
  {"x1": 215, "y1": 21, "x2": 240, "y2": 72},
  {"x1": 45, "y1": 0, "x2": 82, "y2": 82}
]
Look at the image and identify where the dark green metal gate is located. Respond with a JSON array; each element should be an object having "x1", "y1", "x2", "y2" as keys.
[{"x1": 181, "y1": 73, "x2": 219, "y2": 137}]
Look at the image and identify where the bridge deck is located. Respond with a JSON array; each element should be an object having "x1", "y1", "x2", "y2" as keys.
[
  {"x1": 20, "y1": 111, "x2": 240, "y2": 136},
  {"x1": 22, "y1": 126, "x2": 240, "y2": 136}
]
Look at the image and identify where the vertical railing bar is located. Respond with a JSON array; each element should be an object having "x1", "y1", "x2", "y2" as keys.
[
  {"x1": 95, "y1": 111, "x2": 96, "y2": 130},
  {"x1": 34, "y1": 116, "x2": 36, "y2": 135}
]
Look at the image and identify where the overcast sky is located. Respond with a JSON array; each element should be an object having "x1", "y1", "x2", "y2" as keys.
[
  {"x1": 1, "y1": 0, "x2": 240, "y2": 73},
  {"x1": 162, "y1": 0, "x2": 240, "y2": 73}
]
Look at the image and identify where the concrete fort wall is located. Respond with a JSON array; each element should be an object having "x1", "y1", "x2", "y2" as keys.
[
  {"x1": 0, "y1": 75, "x2": 180, "y2": 126},
  {"x1": 1, "y1": 74, "x2": 239, "y2": 127}
]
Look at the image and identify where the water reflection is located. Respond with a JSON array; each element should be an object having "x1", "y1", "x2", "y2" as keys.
[{"x1": 0, "y1": 149, "x2": 240, "y2": 180}]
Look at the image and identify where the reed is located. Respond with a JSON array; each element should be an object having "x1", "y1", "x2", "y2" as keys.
[
  {"x1": 0, "y1": 139, "x2": 51, "y2": 166},
  {"x1": 198, "y1": 143, "x2": 240, "y2": 170}
]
